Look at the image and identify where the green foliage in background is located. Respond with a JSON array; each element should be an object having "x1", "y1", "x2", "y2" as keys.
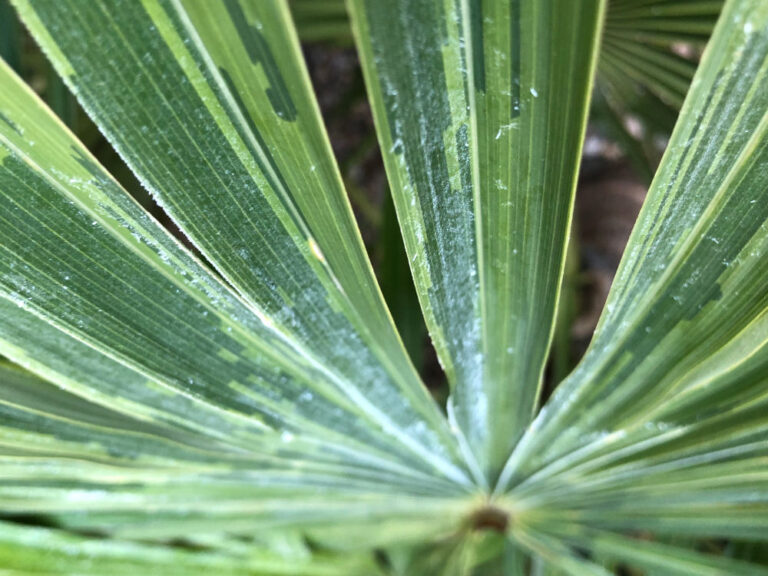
[{"x1": 0, "y1": 0, "x2": 766, "y2": 573}]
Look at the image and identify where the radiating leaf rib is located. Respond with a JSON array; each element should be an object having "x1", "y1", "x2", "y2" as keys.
[
  {"x1": 347, "y1": 0, "x2": 486, "y2": 481},
  {"x1": 0, "y1": 361, "x2": 468, "y2": 542},
  {"x1": 0, "y1": 360, "x2": 257, "y2": 465},
  {"x1": 2, "y1": 319, "x2": 467, "y2": 504},
  {"x1": 499, "y1": 0, "x2": 768, "y2": 494},
  {"x1": 0, "y1": 480, "x2": 470, "y2": 551},
  {"x1": 0, "y1": 520, "x2": 375, "y2": 576},
  {"x1": 495, "y1": 0, "x2": 768, "y2": 560},
  {"x1": 525, "y1": 492, "x2": 768, "y2": 540},
  {"x1": 2, "y1": 145, "x2": 420, "y2": 482},
  {"x1": 52, "y1": 502, "x2": 468, "y2": 550},
  {"x1": 11, "y1": 0, "x2": 468, "y2": 484},
  {"x1": 512, "y1": 444, "x2": 768, "y2": 513},
  {"x1": 0, "y1": 59, "x2": 486, "y2": 532},
  {"x1": 527, "y1": 526, "x2": 768, "y2": 576},
  {"x1": 512, "y1": 528, "x2": 613, "y2": 576},
  {"x1": 0, "y1": 297, "x2": 292, "y2": 455},
  {"x1": 501, "y1": 327, "x2": 768, "y2": 496},
  {"x1": 0, "y1": 468, "x2": 467, "y2": 518},
  {"x1": 0, "y1": 333, "x2": 445, "y2": 497},
  {"x1": 0, "y1": 287, "x2": 463, "y2": 544},
  {"x1": 348, "y1": 0, "x2": 605, "y2": 480},
  {"x1": 467, "y1": 0, "x2": 605, "y2": 477},
  {"x1": 0, "y1": 358, "x2": 472, "y2": 505}
]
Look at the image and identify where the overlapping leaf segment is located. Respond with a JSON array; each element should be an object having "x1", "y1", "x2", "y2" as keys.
[
  {"x1": 0, "y1": 0, "x2": 766, "y2": 573},
  {"x1": 596, "y1": 0, "x2": 725, "y2": 179}
]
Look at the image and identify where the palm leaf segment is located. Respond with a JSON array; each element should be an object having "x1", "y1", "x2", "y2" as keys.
[
  {"x1": 596, "y1": 0, "x2": 726, "y2": 179},
  {"x1": 0, "y1": 0, "x2": 766, "y2": 572}
]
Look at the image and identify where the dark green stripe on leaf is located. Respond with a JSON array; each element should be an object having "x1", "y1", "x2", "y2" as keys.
[{"x1": 223, "y1": 0, "x2": 297, "y2": 121}]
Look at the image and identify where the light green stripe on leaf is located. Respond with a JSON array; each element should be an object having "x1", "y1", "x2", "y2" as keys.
[
  {"x1": 11, "y1": 0, "x2": 468, "y2": 484},
  {"x1": 348, "y1": 0, "x2": 605, "y2": 480},
  {"x1": 527, "y1": 525, "x2": 768, "y2": 576},
  {"x1": 500, "y1": 0, "x2": 768, "y2": 493},
  {"x1": 0, "y1": 520, "x2": 374, "y2": 576}
]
